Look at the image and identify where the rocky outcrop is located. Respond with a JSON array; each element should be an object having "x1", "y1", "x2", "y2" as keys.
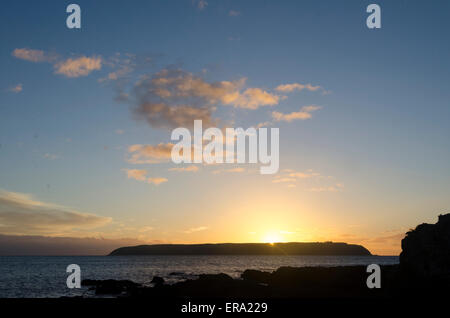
[
  {"x1": 241, "y1": 269, "x2": 271, "y2": 284},
  {"x1": 81, "y1": 279, "x2": 140, "y2": 295},
  {"x1": 150, "y1": 276, "x2": 165, "y2": 286},
  {"x1": 400, "y1": 213, "x2": 450, "y2": 278}
]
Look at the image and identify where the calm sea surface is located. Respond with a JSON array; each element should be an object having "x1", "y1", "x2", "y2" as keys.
[{"x1": 0, "y1": 255, "x2": 398, "y2": 298}]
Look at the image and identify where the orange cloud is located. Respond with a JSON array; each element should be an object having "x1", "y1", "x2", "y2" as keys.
[
  {"x1": 273, "y1": 169, "x2": 342, "y2": 190},
  {"x1": 212, "y1": 167, "x2": 245, "y2": 174},
  {"x1": 288, "y1": 171, "x2": 321, "y2": 178},
  {"x1": 122, "y1": 169, "x2": 168, "y2": 185},
  {"x1": 123, "y1": 169, "x2": 148, "y2": 181},
  {"x1": 147, "y1": 177, "x2": 168, "y2": 185},
  {"x1": 12, "y1": 48, "x2": 50, "y2": 62},
  {"x1": 168, "y1": 166, "x2": 199, "y2": 172},
  {"x1": 127, "y1": 143, "x2": 174, "y2": 164},
  {"x1": 272, "y1": 105, "x2": 321, "y2": 122},
  {"x1": 229, "y1": 88, "x2": 279, "y2": 110},
  {"x1": 12, "y1": 48, "x2": 101, "y2": 78},
  {"x1": 54, "y1": 56, "x2": 102, "y2": 78},
  {"x1": 129, "y1": 68, "x2": 281, "y2": 129},
  {"x1": 8, "y1": 83, "x2": 23, "y2": 93},
  {"x1": 275, "y1": 83, "x2": 322, "y2": 93}
]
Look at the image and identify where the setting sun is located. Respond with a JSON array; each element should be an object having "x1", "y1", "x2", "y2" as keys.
[{"x1": 262, "y1": 232, "x2": 285, "y2": 244}]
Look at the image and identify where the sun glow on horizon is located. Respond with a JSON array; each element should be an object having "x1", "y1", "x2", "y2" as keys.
[{"x1": 262, "y1": 232, "x2": 285, "y2": 244}]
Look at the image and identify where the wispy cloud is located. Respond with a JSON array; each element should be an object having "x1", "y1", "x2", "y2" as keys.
[
  {"x1": 272, "y1": 169, "x2": 339, "y2": 189},
  {"x1": 123, "y1": 168, "x2": 148, "y2": 181},
  {"x1": 255, "y1": 121, "x2": 272, "y2": 128},
  {"x1": 127, "y1": 143, "x2": 174, "y2": 164},
  {"x1": 287, "y1": 170, "x2": 321, "y2": 178},
  {"x1": 275, "y1": 82, "x2": 322, "y2": 93},
  {"x1": 147, "y1": 177, "x2": 168, "y2": 185},
  {"x1": 272, "y1": 169, "x2": 322, "y2": 184},
  {"x1": 12, "y1": 48, "x2": 54, "y2": 63},
  {"x1": 98, "y1": 53, "x2": 138, "y2": 83},
  {"x1": 8, "y1": 83, "x2": 23, "y2": 93},
  {"x1": 168, "y1": 166, "x2": 199, "y2": 172},
  {"x1": 122, "y1": 169, "x2": 168, "y2": 185},
  {"x1": 212, "y1": 167, "x2": 245, "y2": 174},
  {"x1": 272, "y1": 105, "x2": 321, "y2": 122},
  {"x1": 12, "y1": 48, "x2": 102, "y2": 78},
  {"x1": 184, "y1": 226, "x2": 208, "y2": 234},
  {"x1": 0, "y1": 190, "x2": 111, "y2": 236}
]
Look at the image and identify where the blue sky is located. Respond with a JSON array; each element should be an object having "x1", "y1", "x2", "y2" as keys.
[{"x1": 0, "y1": 0, "x2": 449, "y2": 255}]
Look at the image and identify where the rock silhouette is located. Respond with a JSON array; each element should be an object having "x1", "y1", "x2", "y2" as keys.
[
  {"x1": 81, "y1": 279, "x2": 140, "y2": 295},
  {"x1": 150, "y1": 276, "x2": 165, "y2": 286},
  {"x1": 400, "y1": 213, "x2": 450, "y2": 278}
]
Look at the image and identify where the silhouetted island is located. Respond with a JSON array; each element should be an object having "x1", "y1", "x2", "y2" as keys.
[{"x1": 109, "y1": 242, "x2": 371, "y2": 256}]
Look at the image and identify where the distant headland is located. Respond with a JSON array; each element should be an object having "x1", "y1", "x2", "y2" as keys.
[{"x1": 108, "y1": 242, "x2": 371, "y2": 256}]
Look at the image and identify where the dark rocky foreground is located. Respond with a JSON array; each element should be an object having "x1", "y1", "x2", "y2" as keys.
[
  {"x1": 81, "y1": 266, "x2": 388, "y2": 298},
  {"x1": 80, "y1": 264, "x2": 447, "y2": 300}
]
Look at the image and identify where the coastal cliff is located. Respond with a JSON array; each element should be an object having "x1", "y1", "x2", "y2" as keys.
[
  {"x1": 400, "y1": 213, "x2": 450, "y2": 278},
  {"x1": 109, "y1": 242, "x2": 371, "y2": 256}
]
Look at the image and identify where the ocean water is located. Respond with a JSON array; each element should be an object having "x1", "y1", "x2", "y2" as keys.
[{"x1": 0, "y1": 255, "x2": 398, "y2": 298}]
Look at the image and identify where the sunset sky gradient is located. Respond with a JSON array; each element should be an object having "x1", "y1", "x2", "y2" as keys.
[{"x1": 1, "y1": 0, "x2": 450, "y2": 255}]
